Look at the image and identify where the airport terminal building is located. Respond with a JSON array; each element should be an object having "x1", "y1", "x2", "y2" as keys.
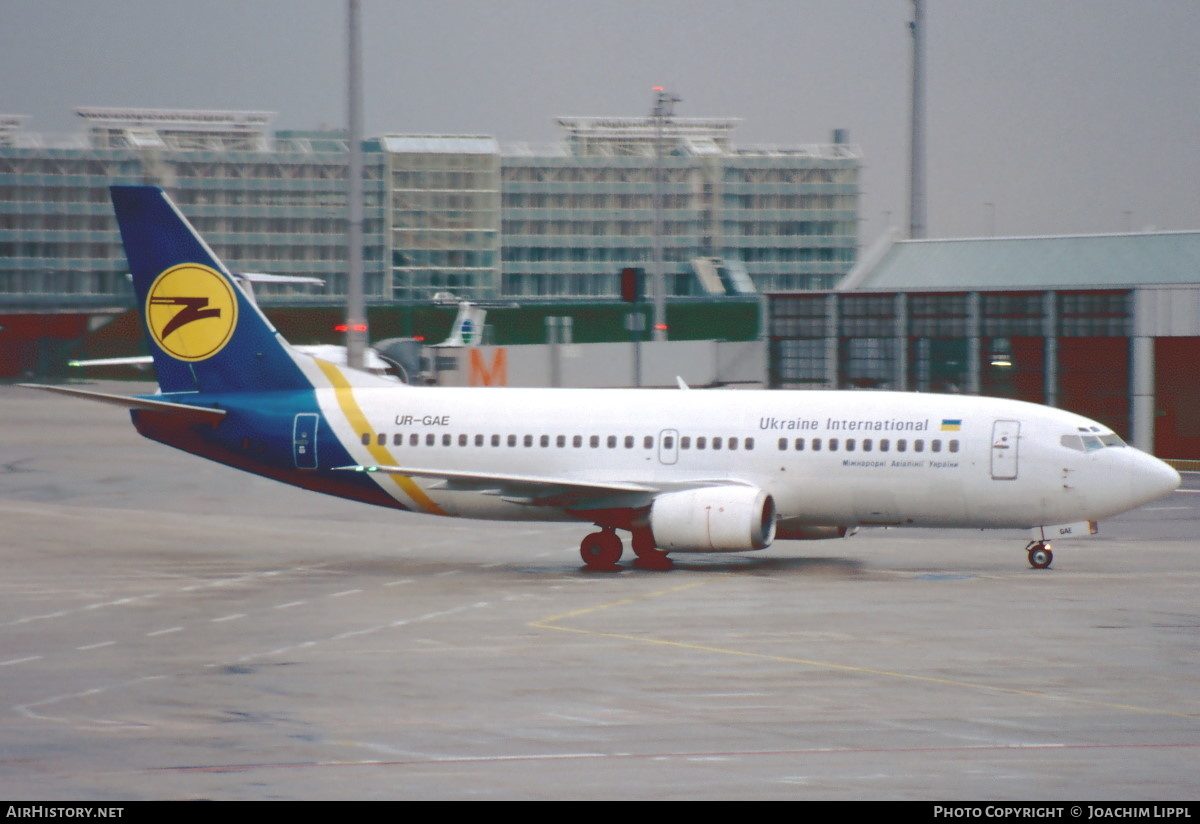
[
  {"x1": 767, "y1": 231, "x2": 1200, "y2": 460},
  {"x1": 0, "y1": 107, "x2": 860, "y2": 308}
]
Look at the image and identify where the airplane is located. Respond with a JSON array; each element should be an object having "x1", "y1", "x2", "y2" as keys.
[{"x1": 22, "y1": 186, "x2": 1181, "y2": 571}]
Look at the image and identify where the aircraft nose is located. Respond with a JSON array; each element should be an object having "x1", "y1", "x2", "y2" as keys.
[{"x1": 1131, "y1": 453, "x2": 1181, "y2": 505}]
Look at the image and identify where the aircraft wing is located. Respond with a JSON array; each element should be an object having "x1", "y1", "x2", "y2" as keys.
[
  {"x1": 335, "y1": 464, "x2": 758, "y2": 511},
  {"x1": 336, "y1": 464, "x2": 661, "y2": 509},
  {"x1": 18, "y1": 384, "x2": 227, "y2": 426}
]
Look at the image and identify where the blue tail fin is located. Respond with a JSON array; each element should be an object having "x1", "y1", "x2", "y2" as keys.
[{"x1": 111, "y1": 186, "x2": 312, "y2": 394}]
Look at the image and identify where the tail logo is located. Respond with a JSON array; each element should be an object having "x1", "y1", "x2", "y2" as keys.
[{"x1": 146, "y1": 264, "x2": 238, "y2": 362}]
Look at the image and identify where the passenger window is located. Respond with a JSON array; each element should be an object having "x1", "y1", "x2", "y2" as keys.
[
  {"x1": 794, "y1": 438, "x2": 805, "y2": 451},
  {"x1": 557, "y1": 435, "x2": 566, "y2": 448},
  {"x1": 644, "y1": 436, "x2": 654, "y2": 449},
  {"x1": 491, "y1": 434, "x2": 500, "y2": 447},
  {"x1": 914, "y1": 439, "x2": 924, "y2": 452},
  {"x1": 524, "y1": 434, "x2": 533, "y2": 447},
  {"x1": 880, "y1": 438, "x2": 889, "y2": 452},
  {"x1": 728, "y1": 438, "x2": 738, "y2": 451},
  {"x1": 507, "y1": 434, "x2": 517, "y2": 447},
  {"x1": 778, "y1": 438, "x2": 787, "y2": 451},
  {"x1": 410, "y1": 433, "x2": 420, "y2": 447},
  {"x1": 459, "y1": 433, "x2": 469, "y2": 446},
  {"x1": 589, "y1": 435, "x2": 599, "y2": 448},
  {"x1": 607, "y1": 435, "x2": 617, "y2": 448},
  {"x1": 625, "y1": 436, "x2": 635, "y2": 449},
  {"x1": 361, "y1": 433, "x2": 370, "y2": 445},
  {"x1": 377, "y1": 433, "x2": 387, "y2": 446},
  {"x1": 663, "y1": 436, "x2": 675, "y2": 449},
  {"x1": 696, "y1": 437, "x2": 707, "y2": 450},
  {"x1": 863, "y1": 438, "x2": 872, "y2": 452},
  {"x1": 681, "y1": 436, "x2": 692, "y2": 450},
  {"x1": 573, "y1": 435, "x2": 582, "y2": 448},
  {"x1": 713, "y1": 437, "x2": 722, "y2": 450},
  {"x1": 949, "y1": 440, "x2": 959, "y2": 452},
  {"x1": 540, "y1": 434, "x2": 550, "y2": 448},
  {"x1": 426, "y1": 433, "x2": 435, "y2": 446},
  {"x1": 475, "y1": 434, "x2": 484, "y2": 447},
  {"x1": 931, "y1": 439, "x2": 941, "y2": 452},
  {"x1": 897, "y1": 439, "x2": 907, "y2": 452},
  {"x1": 812, "y1": 438, "x2": 822, "y2": 451},
  {"x1": 393, "y1": 433, "x2": 404, "y2": 446},
  {"x1": 845, "y1": 438, "x2": 855, "y2": 452},
  {"x1": 442, "y1": 434, "x2": 452, "y2": 447},
  {"x1": 745, "y1": 438, "x2": 754, "y2": 450}
]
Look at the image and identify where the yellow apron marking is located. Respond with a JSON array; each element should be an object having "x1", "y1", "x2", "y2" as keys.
[
  {"x1": 314, "y1": 359, "x2": 447, "y2": 516},
  {"x1": 532, "y1": 578, "x2": 1197, "y2": 720}
]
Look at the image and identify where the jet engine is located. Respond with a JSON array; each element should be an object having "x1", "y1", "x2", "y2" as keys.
[{"x1": 648, "y1": 486, "x2": 776, "y2": 551}]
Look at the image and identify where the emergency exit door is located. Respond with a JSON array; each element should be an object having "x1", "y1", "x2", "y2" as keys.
[{"x1": 658, "y1": 429, "x2": 679, "y2": 465}]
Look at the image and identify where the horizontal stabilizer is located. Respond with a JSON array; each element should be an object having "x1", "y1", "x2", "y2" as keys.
[{"x1": 19, "y1": 384, "x2": 227, "y2": 425}]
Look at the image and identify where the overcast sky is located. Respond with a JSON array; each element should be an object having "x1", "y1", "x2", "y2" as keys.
[{"x1": 4, "y1": 0, "x2": 1197, "y2": 245}]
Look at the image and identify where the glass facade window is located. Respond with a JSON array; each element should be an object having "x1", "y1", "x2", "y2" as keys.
[{"x1": 2, "y1": 112, "x2": 859, "y2": 307}]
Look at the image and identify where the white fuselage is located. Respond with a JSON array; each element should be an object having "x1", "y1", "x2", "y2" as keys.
[{"x1": 315, "y1": 385, "x2": 1180, "y2": 533}]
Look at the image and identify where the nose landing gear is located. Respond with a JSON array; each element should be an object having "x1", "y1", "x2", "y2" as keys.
[{"x1": 1026, "y1": 540, "x2": 1053, "y2": 569}]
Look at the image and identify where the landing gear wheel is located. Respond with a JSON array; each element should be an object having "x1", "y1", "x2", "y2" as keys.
[
  {"x1": 631, "y1": 528, "x2": 673, "y2": 570},
  {"x1": 580, "y1": 530, "x2": 622, "y2": 570},
  {"x1": 1027, "y1": 542, "x2": 1053, "y2": 569}
]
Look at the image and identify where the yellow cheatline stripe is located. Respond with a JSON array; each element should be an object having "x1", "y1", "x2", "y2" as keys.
[
  {"x1": 531, "y1": 577, "x2": 1197, "y2": 721},
  {"x1": 313, "y1": 359, "x2": 448, "y2": 516}
]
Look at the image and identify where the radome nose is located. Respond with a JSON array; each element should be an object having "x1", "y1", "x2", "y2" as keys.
[{"x1": 1132, "y1": 454, "x2": 1181, "y2": 504}]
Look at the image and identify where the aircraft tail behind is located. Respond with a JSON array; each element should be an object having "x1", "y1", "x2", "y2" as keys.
[{"x1": 111, "y1": 186, "x2": 312, "y2": 394}]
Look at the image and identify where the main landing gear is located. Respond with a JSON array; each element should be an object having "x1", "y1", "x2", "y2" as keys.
[
  {"x1": 631, "y1": 527, "x2": 673, "y2": 571},
  {"x1": 580, "y1": 528, "x2": 622, "y2": 570},
  {"x1": 579, "y1": 527, "x2": 673, "y2": 571},
  {"x1": 1026, "y1": 540, "x2": 1053, "y2": 569}
]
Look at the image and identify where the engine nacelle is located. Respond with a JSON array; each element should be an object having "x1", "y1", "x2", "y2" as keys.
[{"x1": 649, "y1": 486, "x2": 776, "y2": 552}]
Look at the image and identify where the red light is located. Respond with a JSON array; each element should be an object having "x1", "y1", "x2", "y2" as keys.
[
  {"x1": 334, "y1": 323, "x2": 367, "y2": 333},
  {"x1": 654, "y1": 324, "x2": 668, "y2": 330},
  {"x1": 652, "y1": 86, "x2": 664, "y2": 92},
  {"x1": 413, "y1": 335, "x2": 425, "y2": 342}
]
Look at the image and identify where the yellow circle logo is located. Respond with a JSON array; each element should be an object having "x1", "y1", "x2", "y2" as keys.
[{"x1": 145, "y1": 264, "x2": 238, "y2": 362}]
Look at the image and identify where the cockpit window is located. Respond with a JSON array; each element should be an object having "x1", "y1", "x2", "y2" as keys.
[{"x1": 1062, "y1": 432, "x2": 1126, "y2": 451}]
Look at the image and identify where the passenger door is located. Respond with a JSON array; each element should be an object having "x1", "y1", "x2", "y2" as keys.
[
  {"x1": 293, "y1": 413, "x2": 319, "y2": 470},
  {"x1": 990, "y1": 419, "x2": 1020, "y2": 480}
]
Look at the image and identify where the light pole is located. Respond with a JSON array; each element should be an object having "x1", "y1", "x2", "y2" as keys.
[
  {"x1": 651, "y1": 87, "x2": 680, "y2": 342},
  {"x1": 345, "y1": 0, "x2": 368, "y2": 370},
  {"x1": 908, "y1": 0, "x2": 926, "y2": 239}
]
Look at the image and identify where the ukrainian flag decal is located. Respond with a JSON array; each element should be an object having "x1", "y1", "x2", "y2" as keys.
[{"x1": 941, "y1": 419, "x2": 962, "y2": 431}]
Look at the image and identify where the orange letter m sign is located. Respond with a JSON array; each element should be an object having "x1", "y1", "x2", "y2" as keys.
[{"x1": 468, "y1": 348, "x2": 508, "y2": 386}]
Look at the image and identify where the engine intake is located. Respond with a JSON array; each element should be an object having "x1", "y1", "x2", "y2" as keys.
[{"x1": 649, "y1": 486, "x2": 776, "y2": 552}]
